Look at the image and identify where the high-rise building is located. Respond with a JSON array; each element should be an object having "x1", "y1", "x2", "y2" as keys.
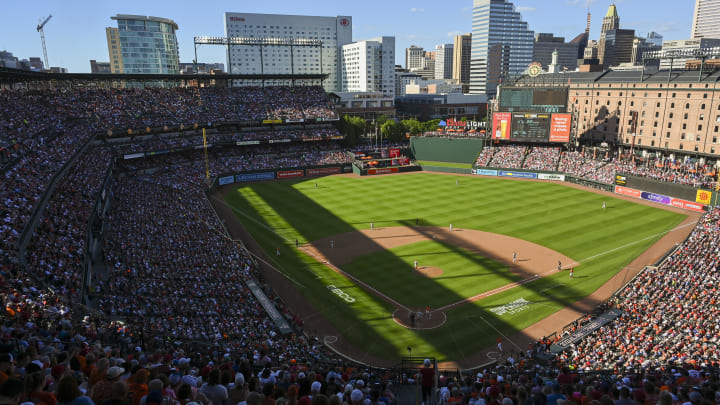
[
  {"x1": 108, "y1": 15, "x2": 180, "y2": 74},
  {"x1": 469, "y1": 0, "x2": 534, "y2": 96},
  {"x1": 106, "y1": 27, "x2": 123, "y2": 73},
  {"x1": 597, "y1": 5, "x2": 634, "y2": 67},
  {"x1": 224, "y1": 13, "x2": 352, "y2": 92},
  {"x1": 179, "y1": 62, "x2": 225, "y2": 74},
  {"x1": 532, "y1": 34, "x2": 579, "y2": 71},
  {"x1": 452, "y1": 34, "x2": 471, "y2": 92},
  {"x1": 692, "y1": 0, "x2": 720, "y2": 39},
  {"x1": 90, "y1": 60, "x2": 111, "y2": 74},
  {"x1": 434, "y1": 44, "x2": 454, "y2": 80},
  {"x1": 341, "y1": 36, "x2": 395, "y2": 97},
  {"x1": 406, "y1": 45, "x2": 425, "y2": 70}
]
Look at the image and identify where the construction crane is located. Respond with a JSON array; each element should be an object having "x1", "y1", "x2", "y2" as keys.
[{"x1": 36, "y1": 15, "x2": 52, "y2": 70}]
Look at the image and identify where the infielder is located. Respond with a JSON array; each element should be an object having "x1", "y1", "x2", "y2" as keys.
[
  {"x1": 569, "y1": 267, "x2": 574, "y2": 278},
  {"x1": 331, "y1": 240, "x2": 334, "y2": 249},
  {"x1": 512, "y1": 251, "x2": 517, "y2": 263},
  {"x1": 602, "y1": 201, "x2": 606, "y2": 209},
  {"x1": 414, "y1": 260, "x2": 418, "y2": 271},
  {"x1": 558, "y1": 260, "x2": 562, "y2": 271}
]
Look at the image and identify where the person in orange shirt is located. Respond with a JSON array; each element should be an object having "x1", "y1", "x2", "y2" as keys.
[
  {"x1": 0, "y1": 354, "x2": 14, "y2": 387},
  {"x1": 128, "y1": 369, "x2": 149, "y2": 405}
]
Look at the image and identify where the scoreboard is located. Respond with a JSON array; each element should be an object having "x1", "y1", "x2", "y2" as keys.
[
  {"x1": 511, "y1": 113, "x2": 551, "y2": 142},
  {"x1": 498, "y1": 87, "x2": 568, "y2": 113}
]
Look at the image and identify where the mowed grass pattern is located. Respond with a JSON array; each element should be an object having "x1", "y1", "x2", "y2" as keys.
[
  {"x1": 224, "y1": 173, "x2": 687, "y2": 363},
  {"x1": 343, "y1": 240, "x2": 520, "y2": 308}
]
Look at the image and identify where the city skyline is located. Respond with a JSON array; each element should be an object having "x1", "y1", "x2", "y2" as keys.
[{"x1": 0, "y1": 0, "x2": 695, "y2": 73}]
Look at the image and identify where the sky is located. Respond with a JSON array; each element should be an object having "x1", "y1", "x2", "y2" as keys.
[{"x1": 0, "y1": 0, "x2": 694, "y2": 73}]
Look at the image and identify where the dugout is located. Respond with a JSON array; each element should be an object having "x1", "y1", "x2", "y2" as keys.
[{"x1": 410, "y1": 137, "x2": 485, "y2": 164}]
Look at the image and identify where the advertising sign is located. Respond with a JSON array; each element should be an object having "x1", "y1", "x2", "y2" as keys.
[
  {"x1": 473, "y1": 169, "x2": 498, "y2": 176},
  {"x1": 498, "y1": 171, "x2": 538, "y2": 179},
  {"x1": 671, "y1": 198, "x2": 705, "y2": 213},
  {"x1": 511, "y1": 113, "x2": 551, "y2": 142},
  {"x1": 262, "y1": 119, "x2": 282, "y2": 124},
  {"x1": 285, "y1": 119, "x2": 305, "y2": 123},
  {"x1": 615, "y1": 185, "x2": 642, "y2": 198},
  {"x1": 235, "y1": 172, "x2": 274, "y2": 182},
  {"x1": 616, "y1": 186, "x2": 705, "y2": 212},
  {"x1": 218, "y1": 175, "x2": 235, "y2": 186},
  {"x1": 492, "y1": 112, "x2": 512, "y2": 140},
  {"x1": 268, "y1": 139, "x2": 291, "y2": 144},
  {"x1": 389, "y1": 148, "x2": 401, "y2": 158},
  {"x1": 236, "y1": 140, "x2": 260, "y2": 146},
  {"x1": 615, "y1": 174, "x2": 627, "y2": 186},
  {"x1": 368, "y1": 167, "x2": 399, "y2": 175},
  {"x1": 307, "y1": 167, "x2": 341, "y2": 176},
  {"x1": 549, "y1": 113, "x2": 571, "y2": 143},
  {"x1": 641, "y1": 191, "x2": 672, "y2": 205},
  {"x1": 538, "y1": 173, "x2": 565, "y2": 181},
  {"x1": 277, "y1": 170, "x2": 304, "y2": 178},
  {"x1": 696, "y1": 189, "x2": 713, "y2": 205}
]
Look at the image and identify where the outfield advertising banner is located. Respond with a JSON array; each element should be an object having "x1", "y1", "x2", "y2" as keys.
[
  {"x1": 368, "y1": 167, "x2": 399, "y2": 175},
  {"x1": 235, "y1": 172, "x2": 274, "y2": 182},
  {"x1": 473, "y1": 169, "x2": 498, "y2": 176},
  {"x1": 549, "y1": 113, "x2": 572, "y2": 143},
  {"x1": 123, "y1": 153, "x2": 144, "y2": 160},
  {"x1": 671, "y1": 198, "x2": 705, "y2": 212},
  {"x1": 498, "y1": 171, "x2": 538, "y2": 179},
  {"x1": 697, "y1": 189, "x2": 713, "y2": 205},
  {"x1": 307, "y1": 167, "x2": 341, "y2": 176},
  {"x1": 218, "y1": 175, "x2": 235, "y2": 185},
  {"x1": 615, "y1": 185, "x2": 705, "y2": 212},
  {"x1": 641, "y1": 191, "x2": 672, "y2": 205},
  {"x1": 277, "y1": 170, "x2": 304, "y2": 178},
  {"x1": 236, "y1": 140, "x2": 261, "y2": 146},
  {"x1": 538, "y1": 173, "x2": 565, "y2": 181},
  {"x1": 615, "y1": 185, "x2": 642, "y2": 198},
  {"x1": 492, "y1": 112, "x2": 512, "y2": 140}
]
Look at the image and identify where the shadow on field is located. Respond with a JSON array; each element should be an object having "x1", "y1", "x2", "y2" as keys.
[{"x1": 216, "y1": 177, "x2": 606, "y2": 366}]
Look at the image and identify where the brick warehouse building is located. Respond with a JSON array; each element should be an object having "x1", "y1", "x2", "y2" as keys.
[{"x1": 512, "y1": 69, "x2": 720, "y2": 157}]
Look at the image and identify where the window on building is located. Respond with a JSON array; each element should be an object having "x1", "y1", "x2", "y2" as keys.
[
  {"x1": 652, "y1": 140, "x2": 655, "y2": 146},
  {"x1": 683, "y1": 123, "x2": 687, "y2": 129},
  {"x1": 684, "y1": 113, "x2": 689, "y2": 119},
  {"x1": 702, "y1": 104, "x2": 706, "y2": 109},
  {"x1": 699, "y1": 125, "x2": 703, "y2": 131},
  {"x1": 686, "y1": 103, "x2": 690, "y2": 109}
]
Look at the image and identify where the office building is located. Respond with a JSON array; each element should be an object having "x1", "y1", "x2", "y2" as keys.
[
  {"x1": 452, "y1": 33, "x2": 472, "y2": 92},
  {"x1": 515, "y1": 70, "x2": 720, "y2": 156},
  {"x1": 406, "y1": 45, "x2": 425, "y2": 70},
  {"x1": 106, "y1": 28, "x2": 123, "y2": 73},
  {"x1": 341, "y1": 36, "x2": 395, "y2": 97},
  {"x1": 224, "y1": 12, "x2": 352, "y2": 92},
  {"x1": 405, "y1": 78, "x2": 462, "y2": 94},
  {"x1": 659, "y1": 38, "x2": 720, "y2": 70},
  {"x1": 532, "y1": 34, "x2": 579, "y2": 71},
  {"x1": 470, "y1": 0, "x2": 534, "y2": 96},
  {"x1": 631, "y1": 38, "x2": 661, "y2": 65},
  {"x1": 434, "y1": 44, "x2": 453, "y2": 80},
  {"x1": 646, "y1": 32, "x2": 664, "y2": 47},
  {"x1": 395, "y1": 93, "x2": 487, "y2": 121},
  {"x1": 395, "y1": 69, "x2": 421, "y2": 97},
  {"x1": 90, "y1": 60, "x2": 111, "y2": 74},
  {"x1": 106, "y1": 15, "x2": 180, "y2": 74},
  {"x1": 597, "y1": 5, "x2": 634, "y2": 67},
  {"x1": 692, "y1": 0, "x2": 720, "y2": 39}
]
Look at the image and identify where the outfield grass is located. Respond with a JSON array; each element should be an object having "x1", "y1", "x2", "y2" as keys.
[
  {"x1": 223, "y1": 173, "x2": 687, "y2": 363},
  {"x1": 416, "y1": 160, "x2": 473, "y2": 169},
  {"x1": 343, "y1": 240, "x2": 519, "y2": 308}
]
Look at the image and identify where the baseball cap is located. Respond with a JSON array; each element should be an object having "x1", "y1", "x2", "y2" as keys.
[
  {"x1": 351, "y1": 389, "x2": 364, "y2": 403},
  {"x1": 311, "y1": 381, "x2": 322, "y2": 393}
]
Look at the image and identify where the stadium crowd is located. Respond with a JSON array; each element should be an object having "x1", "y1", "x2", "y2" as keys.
[
  {"x1": 537, "y1": 207, "x2": 720, "y2": 370},
  {"x1": 475, "y1": 145, "x2": 717, "y2": 189}
]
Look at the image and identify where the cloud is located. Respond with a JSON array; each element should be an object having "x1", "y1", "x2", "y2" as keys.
[
  {"x1": 515, "y1": 6, "x2": 536, "y2": 12},
  {"x1": 410, "y1": 7, "x2": 425, "y2": 12}
]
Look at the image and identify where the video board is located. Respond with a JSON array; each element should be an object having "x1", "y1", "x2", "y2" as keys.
[
  {"x1": 492, "y1": 112, "x2": 571, "y2": 143},
  {"x1": 498, "y1": 87, "x2": 568, "y2": 113}
]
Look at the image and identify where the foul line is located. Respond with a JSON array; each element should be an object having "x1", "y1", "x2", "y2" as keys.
[
  {"x1": 438, "y1": 219, "x2": 699, "y2": 312},
  {"x1": 300, "y1": 246, "x2": 410, "y2": 312},
  {"x1": 472, "y1": 314, "x2": 523, "y2": 351}
]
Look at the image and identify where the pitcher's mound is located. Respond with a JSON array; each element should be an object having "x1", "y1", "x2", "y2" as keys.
[{"x1": 417, "y1": 266, "x2": 443, "y2": 278}]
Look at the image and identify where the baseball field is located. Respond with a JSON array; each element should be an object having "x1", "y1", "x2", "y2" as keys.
[{"x1": 220, "y1": 173, "x2": 688, "y2": 366}]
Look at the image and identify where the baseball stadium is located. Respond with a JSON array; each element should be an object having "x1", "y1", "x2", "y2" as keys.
[{"x1": 1, "y1": 64, "x2": 720, "y2": 405}]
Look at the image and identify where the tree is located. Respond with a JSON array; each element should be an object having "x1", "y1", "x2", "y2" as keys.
[
  {"x1": 338, "y1": 115, "x2": 367, "y2": 146},
  {"x1": 380, "y1": 120, "x2": 405, "y2": 142},
  {"x1": 401, "y1": 119, "x2": 423, "y2": 136}
]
